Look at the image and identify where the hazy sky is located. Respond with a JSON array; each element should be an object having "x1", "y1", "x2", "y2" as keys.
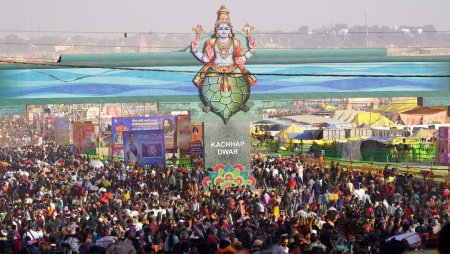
[{"x1": 2, "y1": 0, "x2": 450, "y2": 34}]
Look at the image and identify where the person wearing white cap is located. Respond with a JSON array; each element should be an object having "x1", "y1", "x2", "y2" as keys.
[
  {"x1": 252, "y1": 239, "x2": 264, "y2": 251},
  {"x1": 310, "y1": 229, "x2": 327, "y2": 253}
]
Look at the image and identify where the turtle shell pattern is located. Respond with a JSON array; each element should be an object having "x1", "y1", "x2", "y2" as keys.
[{"x1": 200, "y1": 74, "x2": 250, "y2": 123}]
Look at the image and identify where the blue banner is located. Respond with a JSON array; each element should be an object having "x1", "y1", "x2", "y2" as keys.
[
  {"x1": 111, "y1": 117, "x2": 163, "y2": 158},
  {"x1": 123, "y1": 130, "x2": 165, "y2": 165},
  {"x1": 112, "y1": 117, "x2": 162, "y2": 145}
]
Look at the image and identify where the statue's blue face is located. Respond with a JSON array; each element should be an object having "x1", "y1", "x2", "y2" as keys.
[{"x1": 217, "y1": 23, "x2": 231, "y2": 39}]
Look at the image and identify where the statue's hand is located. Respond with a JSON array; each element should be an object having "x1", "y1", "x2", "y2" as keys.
[
  {"x1": 248, "y1": 35, "x2": 256, "y2": 53},
  {"x1": 205, "y1": 45, "x2": 214, "y2": 59},
  {"x1": 235, "y1": 57, "x2": 245, "y2": 66},
  {"x1": 191, "y1": 35, "x2": 199, "y2": 53}
]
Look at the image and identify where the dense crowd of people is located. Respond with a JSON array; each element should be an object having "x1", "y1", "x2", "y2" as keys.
[{"x1": 0, "y1": 116, "x2": 449, "y2": 254}]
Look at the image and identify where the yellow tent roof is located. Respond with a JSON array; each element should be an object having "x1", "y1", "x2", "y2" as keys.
[
  {"x1": 377, "y1": 99, "x2": 417, "y2": 114},
  {"x1": 313, "y1": 140, "x2": 335, "y2": 146},
  {"x1": 412, "y1": 128, "x2": 433, "y2": 139},
  {"x1": 354, "y1": 112, "x2": 396, "y2": 128},
  {"x1": 275, "y1": 123, "x2": 304, "y2": 139},
  {"x1": 291, "y1": 139, "x2": 315, "y2": 144}
]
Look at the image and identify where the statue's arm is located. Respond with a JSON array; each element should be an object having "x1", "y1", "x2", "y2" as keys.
[
  {"x1": 192, "y1": 39, "x2": 212, "y2": 63},
  {"x1": 234, "y1": 36, "x2": 256, "y2": 64},
  {"x1": 244, "y1": 35, "x2": 256, "y2": 61}
]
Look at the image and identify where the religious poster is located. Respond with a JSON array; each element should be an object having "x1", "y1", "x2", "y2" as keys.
[
  {"x1": 72, "y1": 122, "x2": 84, "y2": 154},
  {"x1": 189, "y1": 123, "x2": 203, "y2": 159},
  {"x1": 53, "y1": 117, "x2": 70, "y2": 145},
  {"x1": 177, "y1": 114, "x2": 191, "y2": 150},
  {"x1": 123, "y1": 130, "x2": 165, "y2": 165},
  {"x1": 111, "y1": 117, "x2": 162, "y2": 158},
  {"x1": 82, "y1": 123, "x2": 96, "y2": 155},
  {"x1": 72, "y1": 122, "x2": 95, "y2": 154},
  {"x1": 162, "y1": 116, "x2": 177, "y2": 150}
]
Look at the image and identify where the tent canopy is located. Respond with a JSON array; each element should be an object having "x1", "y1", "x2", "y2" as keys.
[
  {"x1": 361, "y1": 139, "x2": 387, "y2": 149},
  {"x1": 399, "y1": 107, "x2": 448, "y2": 125},
  {"x1": 332, "y1": 110, "x2": 362, "y2": 123},
  {"x1": 252, "y1": 119, "x2": 288, "y2": 132},
  {"x1": 412, "y1": 128, "x2": 434, "y2": 139},
  {"x1": 354, "y1": 112, "x2": 396, "y2": 128},
  {"x1": 276, "y1": 124, "x2": 304, "y2": 140},
  {"x1": 282, "y1": 114, "x2": 351, "y2": 128},
  {"x1": 377, "y1": 99, "x2": 418, "y2": 114}
]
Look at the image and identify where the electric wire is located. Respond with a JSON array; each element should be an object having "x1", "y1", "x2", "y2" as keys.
[
  {"x1": 1, "y1": 29, "x2": 450, "y2": 35},
  {"x1": 1, "y1": 59, "x2": 449, "y2": 78}
]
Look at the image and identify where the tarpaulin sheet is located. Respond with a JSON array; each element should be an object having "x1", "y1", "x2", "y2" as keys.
[
  {"x1": 399, "y1": 110, "x2": 447, "y2": 125},
  {"x1": 354, "y1": 112, "x2": 396, "y2": 128},
  {"x1": 341, "y1": 140, "x2": 363, "y2": 160},
  {"x1": 377, "y1": 99, "x2": 417, "y2": 114}
]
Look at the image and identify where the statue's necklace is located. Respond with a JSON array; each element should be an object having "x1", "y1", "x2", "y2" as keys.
[{"x1": 216, "y1": 39, "x2": 233, "y2": 59}]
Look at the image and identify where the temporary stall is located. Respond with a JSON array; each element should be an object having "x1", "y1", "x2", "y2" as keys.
[
  {"x1": 348, "y1": 128, "x2": 373, "y2": 138},
  {"x1": 360, "y1": 138, "x2": 391, "y2": 162},
  {"x1": 323, "y1": 129, "x2": 346, "y2": 141},
  {"x1": 340, "y1": 140, "x2": 363, "y2": 161}
]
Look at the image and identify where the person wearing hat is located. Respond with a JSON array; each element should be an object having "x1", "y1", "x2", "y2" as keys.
[
  {"x1": 252, "y1": 239, "x2": 264, "y2": 251},
  {"x1": 0, "y1": 229, "x2": 7, "y2": 240},
  {"x1": 310, "y1": 230, "x2": 327, "y2": 253},
  {"x1": 234, "y1": 240, "x2": 243, "y2": 250}
]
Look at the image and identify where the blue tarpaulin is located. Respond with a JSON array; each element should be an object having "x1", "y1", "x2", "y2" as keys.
[{"x1": 288, "y1": 130, "x2": 318, "y2": 140}]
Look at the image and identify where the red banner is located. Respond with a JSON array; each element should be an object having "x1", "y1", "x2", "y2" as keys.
[
  {"x1": 72, "y1": 122, "x2": 95, "y2": 154},
  {"x1": 177, "y1": 114, "x2": 191, "y2": 150}
]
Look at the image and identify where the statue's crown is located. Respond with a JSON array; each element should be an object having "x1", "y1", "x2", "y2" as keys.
[{"x1": 215, "y1": 5, "x2": 232, "y2": 28}]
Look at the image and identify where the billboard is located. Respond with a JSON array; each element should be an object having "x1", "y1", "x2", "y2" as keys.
[
  {"x1": 189, "y1": 123, "x2": 203, "y2": 159},
  {"x1": 177, "y1": 115, "x2": 191, "y2": 150},
  {"x1": 72, "y1": 122, "x2": 95, "y2": 154},
  {"x1": 162, "y1": 116, "x2": 177, "y2": 150},
  {"x1": 111, "y1": 117, "x2": 162, "y2": 158},
  {"x1": 123, "y1": 130, "x2": 165, "y2": 165},
  {"x1": 111, "y1": 116, "x2": 176, "y2": 157},
  {"x1": 53, "y1": 117, "x2": 70, "y2": 145}
]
